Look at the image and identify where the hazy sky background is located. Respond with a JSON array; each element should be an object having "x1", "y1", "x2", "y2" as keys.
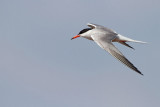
[{"x1": 1, "y1": 0, "x2": 160, "y2": 107}]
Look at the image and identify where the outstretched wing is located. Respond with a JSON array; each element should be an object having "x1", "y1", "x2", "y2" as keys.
[{"x1": 91, "y1": 34, "x2": 143, "y2": 75}]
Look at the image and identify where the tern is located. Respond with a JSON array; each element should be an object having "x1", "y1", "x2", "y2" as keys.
[{"x1": 71, "y1": 23, "x2": 146, "y2": 75}]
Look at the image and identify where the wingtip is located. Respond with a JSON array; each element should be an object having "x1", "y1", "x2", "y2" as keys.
[
  {"x1": 131, "y1": 47, "x2": 135, "y2": 50},
  {"x1": 87, "y1": 23, "x2": 93, "y2": 26},
  {"x1": 87, "y1": 23, "x2": 97, "y2": 29},
  {"x1": 137, "y1": 70, "x2": 144, "y2": 76},
  {"x1": 140, "y1": 73, "x2": 144, "y2": 76}
]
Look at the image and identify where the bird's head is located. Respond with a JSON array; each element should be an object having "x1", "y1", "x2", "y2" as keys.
[{"x1": 71, "y1": 28, "x2": 92, "y2": 40}]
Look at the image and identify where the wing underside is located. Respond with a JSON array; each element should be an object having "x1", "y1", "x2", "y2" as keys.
[{"x1": 91, "y1": 35, "x2": 143, "y2": 75}]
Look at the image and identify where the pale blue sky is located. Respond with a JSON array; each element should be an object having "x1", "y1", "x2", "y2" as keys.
[{"x1": 0, "y1": 0, "x2": 160, "y2": 107}]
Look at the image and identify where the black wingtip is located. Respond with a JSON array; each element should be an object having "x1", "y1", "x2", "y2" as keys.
[
  {"x1": 132, "y1": 47, "x2": 135, "y2": 50},
  {"x1": 140, "y1": 73, "x2": 144, "y2": 76},
  {"x1": 137, "y1": 70, "x2": 144, "y2": 76}
]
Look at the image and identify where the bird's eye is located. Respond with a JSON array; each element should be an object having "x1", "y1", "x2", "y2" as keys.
[{"x1": 79, "y1": 28, "x2": 92, "y2": 34}]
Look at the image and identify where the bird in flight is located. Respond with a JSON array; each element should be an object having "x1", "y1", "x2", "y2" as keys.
[{"x1": 71, "y1": 23, "x2": 146, "y2": 75}]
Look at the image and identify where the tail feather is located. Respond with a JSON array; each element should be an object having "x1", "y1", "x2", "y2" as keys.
[
  {"x1": 131, "y1": 40, "x2": 147, "y2": 44},
  {"x1": 117, "y1": 34, "x2": 147, "y2": 44}
]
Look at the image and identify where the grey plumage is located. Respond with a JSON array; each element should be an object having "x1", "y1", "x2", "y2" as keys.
[{"x1": 71, "y1": 23, "x2": 146, "y2": 75}]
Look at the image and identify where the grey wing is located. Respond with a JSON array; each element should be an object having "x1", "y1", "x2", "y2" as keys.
[
  {"x1": 87, "y1": 23, "x2": 103, "y2": 29},
  {"x1": 91, "y1": 35, "x2": 143, "y2": 75},
  {"x1": 87, "y1": 23, "x2": 97, "y2": 29},
  {"x1": 87, "y1": 23, "x2": 117, "y2": 34}
]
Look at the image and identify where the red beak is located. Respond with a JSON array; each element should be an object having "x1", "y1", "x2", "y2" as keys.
[{"x1": 71, "y1": 35, "x2": 80, "y2": 40}]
